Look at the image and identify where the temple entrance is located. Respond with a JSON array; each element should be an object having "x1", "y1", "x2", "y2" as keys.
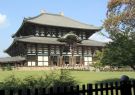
[
  {"x1": 62, "y1": 56, "x2": 81, "y2": 65},
  {"x1": 63, "y1": 56, "x2": 69, "y2": 65},
  {"x1": 50, "y1": 56, "x2": 82, "y2": 66},
  {"x1": 51, "y1": 56, "x2": 58, "y2": 66},
  {"x1": 76, "y1": 56, "x2": 80, "y2": 64}
]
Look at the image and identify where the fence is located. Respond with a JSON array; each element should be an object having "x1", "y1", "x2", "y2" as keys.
[{"x1": 0, "y1": 76, "x2": 135, "y2": 95}]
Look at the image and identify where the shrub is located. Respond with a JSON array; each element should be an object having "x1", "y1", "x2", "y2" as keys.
[{"x1": 0, "y1": 70, "x2": 78, "y2": 90}]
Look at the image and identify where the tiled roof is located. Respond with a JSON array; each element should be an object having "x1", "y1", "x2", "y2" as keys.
[
  {"x1": 0, "y1": 56, "x2": 26, "y2": 63},
  {"x1": 25, "y1": 13, "x2": 101, "y2": 30},
  {"x1": 16, "y1": 36, "x2": 105, "y2": 46}
]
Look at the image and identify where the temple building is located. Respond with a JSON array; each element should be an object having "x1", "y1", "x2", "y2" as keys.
[{"x1": 0, "y1": 11, "x2": 105, "y2": 67}]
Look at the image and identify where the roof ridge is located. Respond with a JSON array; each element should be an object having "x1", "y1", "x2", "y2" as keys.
[
  {"x1": 25, "y1": 13, "x2": 62, "y2": 21},
  {"x1": 86, "y1": 39, "x2": 106, "y2": 43},
  {"x1": 24, "y1": 13, "x2": 44, "y2": 20}
]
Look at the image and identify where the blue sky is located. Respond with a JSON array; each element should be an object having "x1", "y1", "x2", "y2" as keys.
[{"x1": 0, "y1": 0, "x2": 109, "y2": 57}]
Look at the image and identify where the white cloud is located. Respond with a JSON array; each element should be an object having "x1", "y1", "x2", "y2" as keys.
[
  {"x1": 0, "y1": 13, "x2": 7, "y2": 25},
  {"x1": 0, "y1": 13, "x2": 10, "y2": 28}
]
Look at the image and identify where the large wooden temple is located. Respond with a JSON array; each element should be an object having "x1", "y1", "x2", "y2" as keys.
[{"x1": 0, "y1": 11, "x2": 105, "y2": 67}]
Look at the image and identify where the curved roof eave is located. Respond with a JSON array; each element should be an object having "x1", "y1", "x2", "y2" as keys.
[
  {"x1": 4, "y1": 39, "x2": 17, "y2": 53},
  {"x1": 15, "y1": 36, "x2": 105, "y2": 47},
  {"x1": 0, "y1": 56, "x2": 26, "y2": 63},
  {"x1": 12, "y1": 20, "x2": 26, "y2": 38},
  {"x1": 26, "y1": 20, "x2": 101, "y2": 31},
  {"x1": 25, "y1": 13, "x2": 102, "y2": 31}
]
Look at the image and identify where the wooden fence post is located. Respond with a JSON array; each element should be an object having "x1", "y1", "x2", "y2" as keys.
[
  {"x1": 87, "y1": 84, "x2": 92, "y2": 95},
  {"x1": 27, "y1": 89, "x2": 31, "y2": 95},
  {"x1": 35, "y1": 88, "x2": 38, "y2": 95},
  {"x1": 10, "y1": 89, "x2": 14, "y2": 95},
  {"x1": 133, "y1": 80, "x2": 135, "y2": 95},
  {"x1": 18, "y1": 89, "x2": 22, "y2": 95},
  {"x1": 120, "y1": 75, "x2": 132, "y2": 95},
  {"x1": 0, "y1": 90, "x2": 5, "y2": 95},
  {"x1": 82, "y1": 84, "x2": 86, "y2": 95}
]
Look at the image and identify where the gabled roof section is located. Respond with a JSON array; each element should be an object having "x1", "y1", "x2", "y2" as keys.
[{"x1": 24, "y1": 13, "x2": 101, "y2": 30}]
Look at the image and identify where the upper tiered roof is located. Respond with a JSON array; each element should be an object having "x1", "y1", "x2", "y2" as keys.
[
  {"x1": 24, "y1": 12, "x2": 101, "y2": 30},
  {"x1": 13, "y1": 12, "x2": 101, "y2": 38}
]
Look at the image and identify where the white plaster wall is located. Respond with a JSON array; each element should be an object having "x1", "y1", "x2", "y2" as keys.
[
  {"x1": 28, "y1": 61, "x2": 36, "y2": 66},
  {"x1": 38, "y1": 62, "x2": 43, "y2": 66},
  {"x1": 32, "y1": 62, "x2": 36, "y2": 66},
  {"x1": 43, "y1": 56, "x2": 48, "y2": 61},
  {"x1": 28, "y1": 62, "x2": 31, "y2": 66},
  {"x1": 43, "y1": 62, "x2": 48, "y2": 66},
  {"x1": 84, "y1": 56, "x2": 92, "y2": 65},
  {"x1": 38, "y1": 56, "x2": 43, "y2": 61}
]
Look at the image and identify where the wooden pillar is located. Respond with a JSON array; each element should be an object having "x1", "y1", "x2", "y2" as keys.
[
  {"x1": 48, "y1": 56, "x2": 51, "y2": 66},
  {"x1": 74, "y1": 56, "x2": 76, "y2": 65},
  {"x1": 80, "y1": 56, "x2": 84, "y2": 66},
  {"x1": 91, "y1": 48, "x2": 95, "y2": 65},
  {"x1": 35, "y1": 44, "x2": 38, "y2": 66},
  {"x1": 80, "y1": 56, "x2": 82, "y2": 66},
  {"x1": 59, "y1": 56, "x2": 63, "y2": 66},
  {"x1": 56, "y1": 56, "x2": 59, "y2": 66},
  {"x1": 69, "y1": 56, "x2": 72, "y2": 66}
]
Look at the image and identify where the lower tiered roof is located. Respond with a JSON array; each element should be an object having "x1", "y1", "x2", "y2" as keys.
[
  {"x1": 0, "y1": 56, "x2": 26, "y2": 63},
  {"x1": 16, "y1": 36, "x2": 105, "y2": 46}
]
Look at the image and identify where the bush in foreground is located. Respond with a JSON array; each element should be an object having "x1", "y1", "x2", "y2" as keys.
[{"x1": 0, "y1": 70, "x2": 78, "y2": 90}]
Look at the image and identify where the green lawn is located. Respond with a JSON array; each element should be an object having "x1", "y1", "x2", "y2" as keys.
[
  {"x1": 0, "y1": 70, "x2": 135, "y2": 85},
  {"x1": 71, "y1": 71, "x2": 135, "y2": 84}
]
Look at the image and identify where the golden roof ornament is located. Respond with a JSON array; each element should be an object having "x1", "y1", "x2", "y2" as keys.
[{"x1": 59, "y1": 12, "x2": 64, "y2": 16}]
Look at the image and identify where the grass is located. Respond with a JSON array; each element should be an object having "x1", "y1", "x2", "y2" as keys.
[
  {"x1": 71, "y1": 71, "x2": 135, "y2": 84},
  {"x1": 0, "y1": 70, "x2": 46, "y2": 81},
  {"x1": 0, "y1": 70, "x2": 135, "y2": 85}
]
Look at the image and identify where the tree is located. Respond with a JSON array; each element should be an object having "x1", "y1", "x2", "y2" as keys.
[
  {"x1": 104, "y1": 0, "x2": 135, "y2": 37},
  {"x1": 92, "y1": 50, "x2": 104, "y2": 69},
  {"x1": 102, "y1": 0, "x2": 135, "y2": 70},
  {"x1": 58, "y1": 32, "x2": 81, "y2": 65}
]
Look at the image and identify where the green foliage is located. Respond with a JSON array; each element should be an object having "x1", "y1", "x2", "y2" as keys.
[
  {"x1": 6, "y1": 64, "x2": 13, "y2": 71},
  {"x1": 58, "y1": 32, "x2": 82, "y2": 64},
  {"x1": 104, "y1": 0, "x2": 135, "y2": 36},
  {"x1": 101, "y1": 31, "x2": 135, "y2": 70},
  {"x1": 57, "y1": 32, "x2": 81, "y2": 45},
  {"x1": 0, "y1": 75, "x2": 22, "y2": 89},
  {"x1": 102, "y1": 0, "x2": 135, "y2": 70},
  {"x1": 92, "y1": 50, "x2": 104, "y2": 68},
  {"x1": 53, "y1": 70, "x2": 78, "y2": 87},
  {"x1": 0, "y1": 70, "x2": 78, "y2": 90},
  {"x1": 1, "y1": 64, "x2": 13, "y2": 71}
]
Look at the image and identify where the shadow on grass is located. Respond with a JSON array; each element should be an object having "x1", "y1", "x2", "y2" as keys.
[
  {"x1": 95, "y1": 78, "x2": 120, "y2": 84},
  {"x1": 95, "y1": 78, "x2": 135, "y2": 84}
]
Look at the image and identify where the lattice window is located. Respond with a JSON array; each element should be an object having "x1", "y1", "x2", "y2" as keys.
[
  {"x1": 38, "y1": 56, "x2": 48, "y2": 66},
  {"x1": 35, "y1": 27, "x2": 39, "y2": 36},
  {"x1": 28, "y1": 61, "x2": 36, "y2": 66}
]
